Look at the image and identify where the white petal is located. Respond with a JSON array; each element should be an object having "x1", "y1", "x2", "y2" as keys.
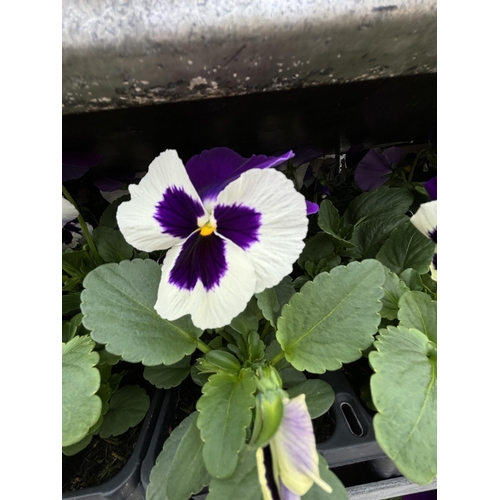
[
  {"x1": 117, "y1": 150, "x2": 206, "y2": 252},
  {"x1": 214, "y1": 168, "x2": 308, "y2": 293},
  {"x1": 62, "y1": 197, "x2": 78, "y2": 226},
  {"x1": 155, "y1": 237, "x2": 257, "y2": 330},
  {"x1": 410, "y1": 200, "x2": 437, "y2": 240}
]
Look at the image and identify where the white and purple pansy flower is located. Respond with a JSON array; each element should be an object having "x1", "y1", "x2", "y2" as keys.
[
  {"x1": 410, "y1": 177, "x2": 437, "y2": 278},
  {"x1": 117, "y1": 147, "x2": 317, "y2": 330},
  {"x1": 256, "y1": 394, "x2": 332, "y2": 500}
]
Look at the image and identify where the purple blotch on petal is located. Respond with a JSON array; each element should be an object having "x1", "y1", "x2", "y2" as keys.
[
  {"x1": 425, "y1": 177, "x2": 437, "y2": 201},
  {"x1": 169, "y1": 232, "x2": 228, "y2": 291},
  {"x1": 214, "y1": 203, "x2": 261, "y2": 250},
  {"x1": 354, "y1": 149, "x2": 393, "y2": 191},
  {"x1": 154, "y1": 186, "x2": 204, "y2": 239},
  {"x1": 429, "y1": 227, "x2": 437, "y2": 244},
  {"x1": 185, "y1": 147, "x2": 294, "y2": 202}
]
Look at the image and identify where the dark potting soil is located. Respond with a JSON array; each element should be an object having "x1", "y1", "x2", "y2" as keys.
[
  {"x1": 62, "y1": 362, "x2": 155, "y2": 493},
  {"x1": 62, "y1": 425, "x2": 140, "y2": 493}
]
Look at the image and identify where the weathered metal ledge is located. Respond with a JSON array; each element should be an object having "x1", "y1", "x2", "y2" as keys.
[{"x1": 62, "y1": 0, "x2": 437, "y2": 114}]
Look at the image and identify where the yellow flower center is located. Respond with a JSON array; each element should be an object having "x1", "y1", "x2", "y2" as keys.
[{"x1": 199, "y1": 222, "x2": 215, "y2": 236}]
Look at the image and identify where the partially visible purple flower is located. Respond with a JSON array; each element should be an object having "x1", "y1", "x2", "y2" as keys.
[
  {"x1": 62, "y1": 152, "x2": 102, "y2": 182},
  {"x1": 94, "y1": 172, "x2": 138, "y2": 203},
  {"x1": 424, "y1": 176, "x2": 437, "y2": 201},
  {"x1": 290, "y1": 147, "x2": 323, "y2": 168},
  {"x1": 256, "y1": 394, "x2": 332, "y2": 499},
  {"x1": 402, "y1": 490, "x2": 437, "y2": 500},
  {"x1": 354, "y1": 146, "x2": 404, "y2": 191},
  {"x1": 62, "y1": 197, "x2": 78, "y2": 226},
  {"x1": 411, "y1": 177, "x2": 437, "y2": 279}
]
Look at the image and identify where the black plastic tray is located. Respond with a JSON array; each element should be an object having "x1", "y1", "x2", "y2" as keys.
[{"x1": 63, "y1": 389, "x2": 167, "y2": 500}]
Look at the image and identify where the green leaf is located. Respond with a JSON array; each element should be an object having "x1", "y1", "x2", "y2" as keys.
[
  {"x1": 99, "y1": 385, "x2": 150, "y2": 438},
  {"x1": 317, "y1": 200, "x2": 356, "y2": 248},
  {"x1": 370, "y1": 326, "x2": 437, "y2": 484},
  {"x1": 400, "y1": 268, "x2": 424, "y2": 291},
  {"x1": 196, "y1": 370, "x2": 257, "y2": 479},
  {"x1": 81, "y1": 259, "x2": 202, "y2": 365},
  {"x1": 298, "y1": 233, "x2": 336, "y2": 270},
  {"x1": 302, "y1": 455, "x2": 349, "y2": 500},
  {"x1": 206, "y1": 446, "x2": 260, "y2": 500},
  {"x1": 62, "y1": 313, "x2": 84, "y2": 342},
  {"x1": 376, "y1": 221, "x2": 436, "y2": 275},
  {"x1": 99, "y1": 195, "x2": 129, "y2": 228},
  {"x1": 147, "y1": 412, "x2": 202, "y2": 500},
  {"x1": 62, "y1": 336, "x2": 102, "y2": 447},
  {"x1": 286, "y1": 379, "x2": 335, "y2": 419},
  {"x1": 230, "y1": 297, "x2": 260, "y2": 335},
  {"x1": 93, "y1": 226, "x2": 134, "y2": 263},
  {"x1": 350, "y1": 214, "x2": 409, "y2": 259},
  {"x1": 62, "y1": 434, "x2": 93, "y2": 456},
  {"x1": 276, "y1": 260, "x2": 385, "y2": 373},
  {"x1": 144, "y1": 356, "x2": 192, "y2": 389},
  {"x1": 344, "y1": 187, "x2": 414, "y2": 225},
  {"x1": 166, "y1": 413, "x2": 211, "y2": 500},
  {"x1": 380, "y1": 268, "x2": 410, "y2": 320},
  {"x1": 398, "y1": 291, "x2": 437, "y2": 343},
  {"x1": 62, "y1": 292, "x2": 81, "y2": 316},
  {"x1": 256, "y1": 276, "x2": 296, "y2": 328},
  {"x1": 278, "y1": 366, "x2": 307, "y2": 388}
]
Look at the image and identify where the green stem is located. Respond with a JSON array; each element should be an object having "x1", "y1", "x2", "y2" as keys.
[
  {"x1": 270, "y1": 351, "x2": 285, "y2": 365},
  {"x1": 407, "y1": 149, "x2": 424, "y2": 183},
  {"x1": 260, "y1": 321, "x2": 271, "y2": 340},
  {"x1": 196, "y1": 339, "x2": 212, "y2": 354},
  {"x1": 62, "y1": 184, "x2": 103, "y2": 266}
]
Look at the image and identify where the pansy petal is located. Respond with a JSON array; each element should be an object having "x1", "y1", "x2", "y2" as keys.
[
  {"x1": 381, "y1": 146, "x2": 404, "y2": 167},
  {"x1": 214, "y1": 168, "x2": 308, "y2": 293},
  {"x1": 117, "y1": 150, "x2": 206, "y2": 252},
  {"x1": 424, "y1": 176, "x2": 437, "y2": 201},
  {"x1": 354, "y1": 149, "x2": 393, "y2": 191},
  {"x1": 279, "y1": 480, "x2": 301, "y2": 500},
  {"x1": 62, "y1": 197, "x2": 79, "y2": 226},
  {"x1": 410, "y1": 200, "x2": 437, "y2": 242},
  {"x1": 270, "y1": 395, "x2": 332, "y2": 496},
  {"x1": 185, "y1": 147, "x2": 294, "y2": 207},
  {"x1": 306, "y1": 201, "x2": 319, "y2": 215},
  {"x1": 62, "y1": 152, "x2": 102, "y2": 181},
  {"x1": 155, "y1": 235, "x2": 257, "y2": 330}
]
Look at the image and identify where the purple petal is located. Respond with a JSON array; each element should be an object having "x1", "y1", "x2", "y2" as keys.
[
  {"x1": 154, "y1": 186, "x2": 204, "y2": 239},
  {"x1": 214, "y1": 203, "x2": 261, "y2": 250},
  {"x1": 185, "y1": 147, "x2": 294, "y2": 203},
  {"x1": 381, "y1": 146, "x2": 404, "y2": 167},
  {"x1": 306, "y1": 201, "x2": 319, "y2": 215},
  {"x1": 354, "y1": 149, "x2": 393, "y2": 191},
  {"x1": 168, "y1": 232, "x2": 228, "y2": 292},
  {"x1": 291, "y1": 147, "x2": 322, "y2": 167},
  {"x1": 62, "y1": 152, "x2": 102, "y2": 181},
  {"x1": 424, "y1": 177, "x2": 437, "y2": 200},
  {"x1": 94, "y1": 172, "x2": 136, "y2": 192}
]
